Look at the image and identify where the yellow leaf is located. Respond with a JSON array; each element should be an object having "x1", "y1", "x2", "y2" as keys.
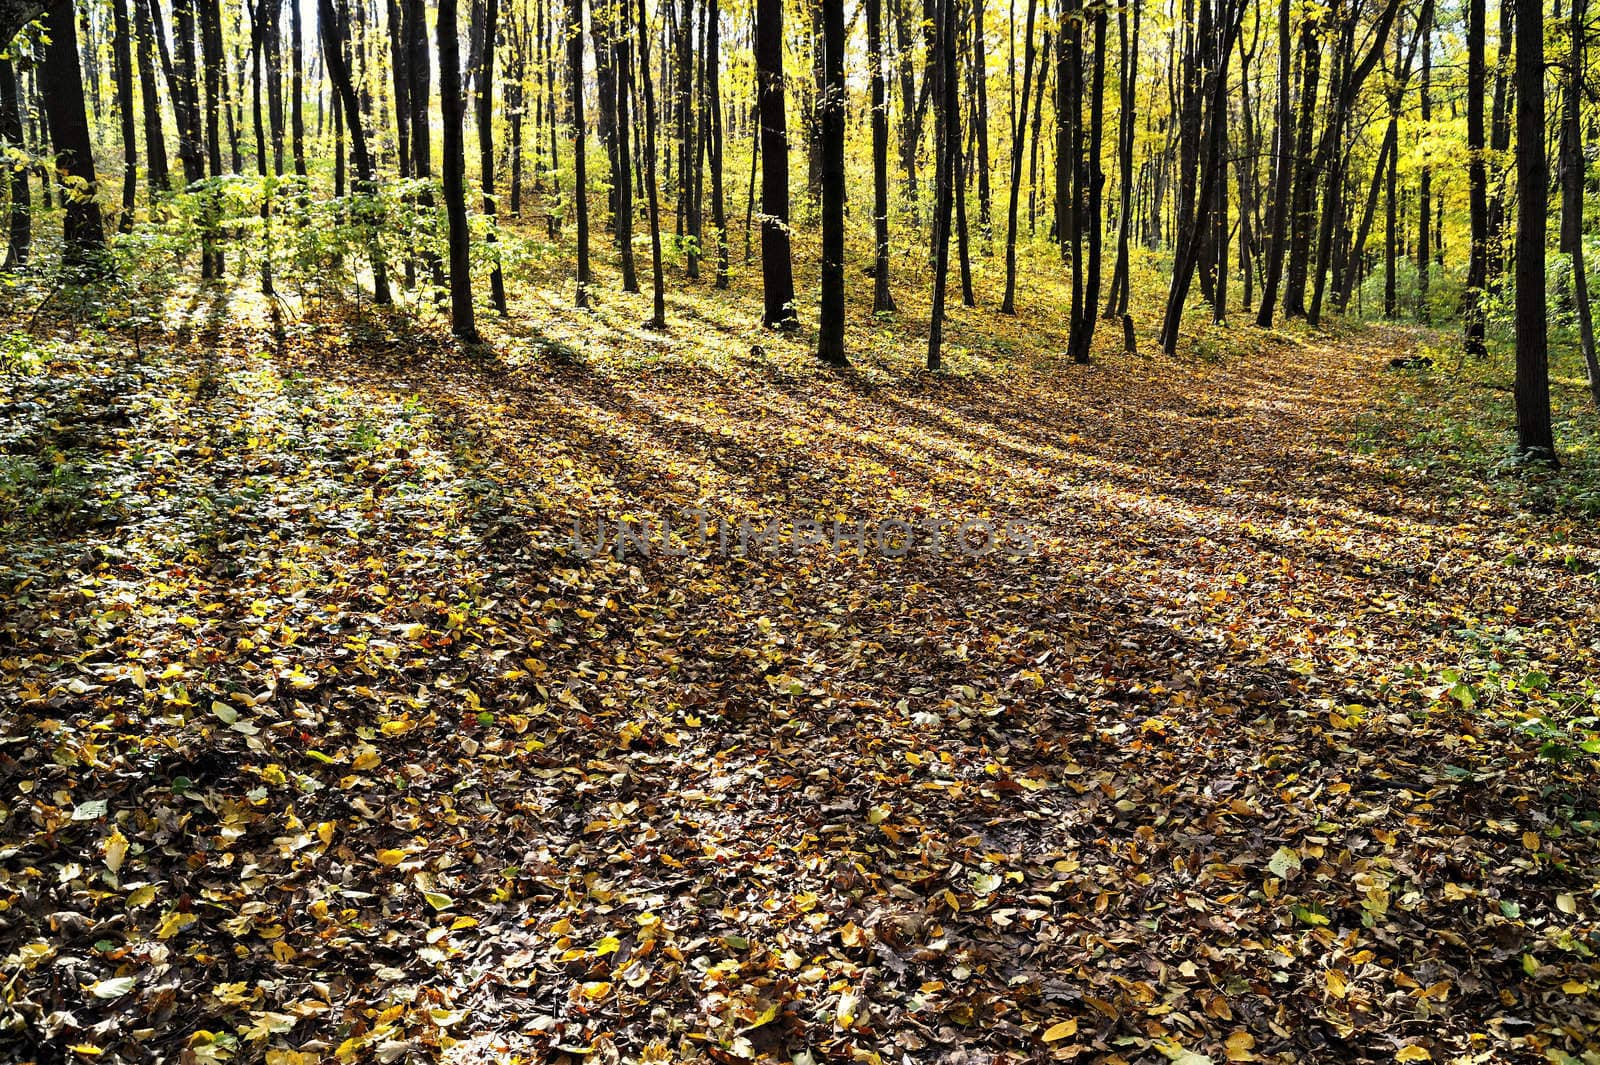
[
  {"x1": 594, "y1": 935, "x2": 621, "y2": 957},
  {"x1": 1395, "y1": 1047, "x2": 1432, "y2": 1062},
  {"x1": 580, "y1": 981, "x2": 612, "y2": 1000},
  {"x1": 376, "y1": 849, "x2": 407, "y2": 866},
  {"x1": 1556, "y1": 893, "x2": 1576, "y2": 915},
  {"x1": 1523, "y1": 831, "x2": 1541, "y2": 852},
  {"x1": 104, "y1": 828, "x2": 128, "y2": 874},
  {"x1": 1042, "y1": 1019, "x2": 1078, "y2": 1042},
  {"x1": 1325, "y1": 969, "x2": 1349, "y2": 998},
  {"x1": 1562, "y1": 980, "x2": 1589, "y2": 994}
]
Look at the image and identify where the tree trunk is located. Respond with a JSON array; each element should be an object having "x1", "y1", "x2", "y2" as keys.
[
  {"x1": 1514, "y1": 0, "x2": 1555, "y2": 460},
  {"x1": 1280, "y1": 5, "x2": 1319, "y2": 318},
  {"x1": 816, "y1": 0, "x2": 846, "y2": 363},
  {"x1": 706, "y1": 0, "x2": 728, "y2": 287},
  {"x1": 436, "y1": 0, "x2": 477, "y2": 336},
  {"x1": 1254, "y1": 0, "x2": 1290, "y2": 325},
  {"x1": 569, "y1": 0, "x2": 592, "y2": 304},
  {"x1": 41, "y1": 0, "x2": 106, "y2": 262},
  {"x1": 477, "y1": 0, "x2": 507, "y2": 312},
  {"x1": 971, "y1": 0, "x2": 991, "y2": 237},
  {"x1": 320, "y1": 0, "x2": 391, "y2": 303},
  {"x1": 635, "y1": 0, "x2": 666, "y2": 328},
  {"x1": 1000, "y1": 0, "x2": 1038, "y2": 315},
  {"x1": 1, "y1": 55, "x2": 29, "y2": 268},
  {"x1": 1416, "y1": 0, "x2": 1431, "y2": 323},
  {"x1": 927, "y1": 0, "x2": 957, "y2": 369},
  {"x1": 1563, "y1": 0, "x2": 1600, "y2": 406},
  {"x1": 755, "y1": 0, "x2": 796, "y2": 327},
  {"x1": 613, "y1": 0, "x2": 638, "y2": 291},
  {"x1": 131, "y1": 0, "x2": 169, "y2": 196},
  {"x1": 1105, "y1": 0, "x2": 1139, "y2": 320},
  {"x1": 171, "y1": 0, "x2": 205, "y2": 185},
  {"x1": 111, "y1": 0, "x2": 139, "y2": 230},
  {"x1": 868, "y1": 0, "x2": 895, "y2": 311}
]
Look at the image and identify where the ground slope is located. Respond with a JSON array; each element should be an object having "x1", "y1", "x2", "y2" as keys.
[{"x1": 2, "y1": 280, "x2": 1598, "y2": 1065}]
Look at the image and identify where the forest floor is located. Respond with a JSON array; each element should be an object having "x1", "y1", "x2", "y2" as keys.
[{"x1": 3, "y1": 239, "x2": 1600, "y2": 1065}]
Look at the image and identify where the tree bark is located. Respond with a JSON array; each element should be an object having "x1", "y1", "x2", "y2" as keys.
[
  {"x1": 436, "y1": 0, "x2": 477, "y2": 336},
  {"x1": 817, "y1": 0, "x2": 846, "y2": 363},
  {"x1": 477, "y1": 0, "x2": 508, "y2": 312},
  {"x1": 1514, "y1": 0, "x2": 1555, "y2": 461},
  {"x1": 755, "y1": 0, "x2": 796, "y2": 327},
  {"x1": 41, "y1": 0, "x2": 106, "y2": 262},
  {"x1": 1254, "y1": 0, "x2": 1290, "y2": 325},
  {"x1": 927, "y1": 0, "x2": 957, "y2": 368},
  {"x1": 568, "y1": 0, "x2": 592, "y2": 304},
  {"x1": 1000, "y1": 0, "x2": 1038, "y2": 315},
  {"x1": 1, "y1": 55, "x2": 29, "y2": 267},
  {"x1": 635, "y1": 0, "x2": 666, "y2": 328}
]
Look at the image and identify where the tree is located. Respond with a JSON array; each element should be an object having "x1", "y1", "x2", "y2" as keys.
[
  {"x1": 108, "y1": 0, "x2": 137, "y2": 229},
  {"x1": 131, "y1": 0, "x2": 169, "y2": 196},
  {"x1": 999, "y1": 0, "x2": 1037, "y2": 315},
  {"x1": 611, "y1": 0, "x2": 638, "y2": 292},
  {"x1": 1513, "y1": 0, "x2": 1555, "y2": 462},
  {"x1": 1464, "y1": 0, "x2": 1487, "y2": 356},
  {"x1": 1104, "y1": 0, "x2": 1140, "y2": 331},
  {"x1": 816, "y1": 0, "x2": 846, "y2": 364},
  {"x1": 1416, "y1": 0, "x2": 1430, "y2": 322},
  {"x1": 1, "y1": 54, "x2": 29, "y2": 267},
  {"x1": 634, "y1": 0, "x2": 666, "y2": 329},
  {"x1": 477, "y1": 0, "x2": 508, "y2": 313},
  {"x1": 1562, "y1": 0, "x2": 1600, "y2": 406},
  {"x1": 567, "y1": 0, "x2": 592, "y2": 306},
  {"x1": 867, "y1": 0, "x2": 894, "y2": 312},
  {"x1": 40, "y1": 0, "x2": 106, "y2": 262},
  {"x1": 754, "y1": 0, "x2": 796, "y2": 328},
  {"x1": 437, "y1": 0, "x2": 478, "y2": 338},
  {"x1": 927, "y1": 0, "x2": 957, "y2": 369},
  {"x1": 704, "y1": 0, "x2": 728, "y2": 288},
  {"x1": 318, "y1": 0, "x2": 390, "y2": 303},
  {"x1": 1254, "y1": 0, "x2": 1291, "y2": 326}
]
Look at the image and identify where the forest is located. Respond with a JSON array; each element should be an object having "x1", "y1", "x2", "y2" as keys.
[{"x1": 3, "y1": 0, "x2": 1600, "y2": 1060}]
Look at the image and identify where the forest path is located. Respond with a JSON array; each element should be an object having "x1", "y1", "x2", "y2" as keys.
[{"x1": 3, "y1": 290, "x2": 1597, "y2": 1065}]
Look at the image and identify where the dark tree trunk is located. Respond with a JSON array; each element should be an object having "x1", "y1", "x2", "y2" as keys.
[
  {"x1": 1105, "y1": 0, "x2": 1140, "y2": 321},
  {"x1": 676, "y1": 0, "x2": 696, "y2": 274},
  {"x1": 635, "y1": 0, "x2": 666, "y2": 328},
  {"x1": 1487, "y1": 0, "x2": 1512, "y2": 290},
  {"x1": 198, "y1": 0, "x2": 225, "y2": 276},
  {"x1": 1564, "y1": 0, "x2": 1600, "y2": 406},
  {"x1": 868, "y1": 0, "x2": 895, "y2": 311},
  {"x1": 1514, "y1": 0, "x2": 1555, "y2": 461},
  {"x1": 613, "y1": 0, "x2": 638, "y2": 290},
  {"x1": 1280, "y1": 4, "x2": 1319, "y2": 318},
  {"x1": 927, "y1": 0, "x2": 957, "y2": 369},
  {"x1": 971, "y1": 0, "x2": 990, "y2": 236},
  {"x1": 1465, "y1": 0, "x2": 1488, "y2": 354},
  {"x1": 1416, "y1": 0, "x2": 1431, "y2": 322},
  {"x1": 817, "y1": 0, "x2": 846, "y2": 363},
  {"x1": 1071, "y1": 0, "x2": 1105, "y2": 360},
  {"x1": 41, "y1": 0, "x2": 107, "y2": 262},
  {"x1": 755, "y1": 0, "x2": 796, "y2": 327},
  {"x1": 706, "y1": 0, "x2": 728, "y2": 287},
  {"x1": 320, "y1": 0, "x2": 391, "y2": 303},
  {"x1": 477, "y1": 0, "x2": 507, "y2": 312},
  {"x1": 1000, "y1": 0, "x2": 1038, "y2": 315},
  {"x1": 291, "y1": 0, "x2": 306, "y2": 181},
  {"x1": 569, "y1": 0, "x2": 592, "y2": 304},
  {"x1": 171, "y1": 0, "x2": 205, "y2": 185},
  {"x1": 1254, "y1": 0, "x2": 1292, "y2": 323},
  {"x1": 436, "y1": 0, "x2": 477, "y2": 336},
  {"x1": 1, "y1": 56, "x2": 29, "y2": 268},
  {"x1": 892, "y1": 0, "x2": 918, "y2": 216},
  {"x1": 132, "y1": 0, "x2": 169, "y2": 196},
  {"x1": 387, "y1": 0, "x2": 411, "y2": 183},
  {"x1": 111, "y1": 0, "x2": 139, "y2": 230}
]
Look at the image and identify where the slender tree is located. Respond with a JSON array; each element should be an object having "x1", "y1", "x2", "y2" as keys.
[
  {"x1": 41, "y1": 0, "x2": 107, "y2": 262},
  {"x1": 1000, "y1": 0, "x2": 1038, "y2": 315},
  {"x1": 705, "y1": 0, "x2": 729, "y2": 288},
  {"x1": 927, "y1": 0, "x2": 957, "y2": 369},
  {"x1": 567, "y1": 0, "x2": 592, "y2": 305},
  {"x1": 437, "y1": 0, "x2": 478, "y2": 337},
  {"x1": 1, "y1": 55, "x2": 29, "y2": 267},
  {"x1": 867, "y1": 0, "x2": 895, "y2": 312},
  {"x1": 1464, "y1": 0, "x2": 1487, "y2": 355},
  {"x1": 477, "y1": 0, "x2": 508, "y2": 312},
  {"x1": 1562, "y1": 0, "x2": 1600, "y2": 406},
  {"x1": 132, "y1": 0, "x2": 169, "y2": 196},
  {"x1": 612, "y1": 0, "x2": 638, "y2": 291},
  {"x1": 1514, "y1": 0, "x2": 1555, "y2": 461},
  {"x1": 817, "y1": 0, "x2": 846, "y2": 363},
  {"x1": 319, "y1": 0, "x2": 391, "y2": 302},
  {"x1": 635, "y1": 0, "x2": 666, "y2": 328},
  {"x1": 1416, "y1": 0, "x2": 1431, "y2": 322},
  {"x1": 754, "y1": 0, "x2": 796, "y2": 328}
]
